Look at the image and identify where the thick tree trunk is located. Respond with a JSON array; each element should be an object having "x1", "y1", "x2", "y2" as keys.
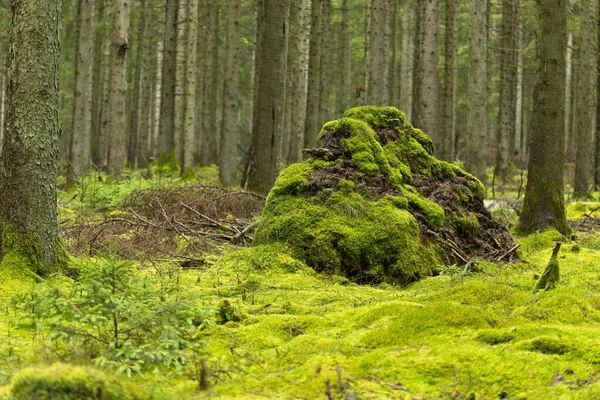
[
  {"x1": 441, "y1": 0, "x2": 458, "y2": 161},
  {"x1": 289, "y1": 0, "x2": 309, "y2": 162},
  {"x1": 106, "y1": 0, "x2": 131, "y2": 177},
  {"x1": 465, "y1": 0, "x2": 488, "y2": 184},
  {"x1": 304, "y1": 0, "x2": 322, "y2": 149},
  {"x1": 220, "y1": 0, "x2": 242, "y2": 185},
  {"x1": 248, "y1": 0, "x2": 290, "y2": 194},
  {"x1": 182, "y1": 0, "x2": 199, "y2": 174},
  {"x1": 0, "y1": 0, "x2": 67, "y2": 274},
  {"x1": 366, "y1": 0, "x2": 390, "y2": 106},
  {"x1": 414, "y1": 0, "x2": 439, "y2": 140},
  {"x1": 68, "y1": 0, "x2": 95, "y2": 184},
  {"x1": 519, "y1": 0, "x2": 570, "y2": 236},
  {"x1": 399, "y1": 2, "x2": 415, "y2": 122},
  {"x1": 157, "y1": 0, "x2": 178, "y2": 159}
]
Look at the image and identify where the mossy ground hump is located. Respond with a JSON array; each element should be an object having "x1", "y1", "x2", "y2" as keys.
[{"x1": 255, "y1": 106, "x2": 516, "y2": 284}]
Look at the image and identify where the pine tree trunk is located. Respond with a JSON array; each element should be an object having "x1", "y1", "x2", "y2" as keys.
[
  {"x1": 91, "y1": 0, "x2": 107, "y2": 168},
  {"x1": 304, "y1": 0, "x2": 322, "y2": 149},
  {"x1": 574, "y1": 0, "x2": 598, "y2": 197},
  {"x1": 515, "y1": 13, "x2": 524, "y2": 162},
  {"x1": 200, "y1": 1, "x2": 220, "y2": 166},
  {"x1": 519, "y1": 0, "x2": 570, "y2": 235},
  {"x1": 220, "y1": 0, "x2": 242, "y2": 185},
  {"x1": 465, "y1": 0, "x2": 488, "y2": 184},
  {"x1": 181, "y1": 0, "x2": 199, "y2": 174},
  {"x1": 106, "y1": 0, "x2": 131, "y2": 177},
  {"x1": 565, "y1": 29, "x2": 573, "y2": 159},
  {"x1": 415, "y1": 0, "x2": 439, "y2": 139},
  {"x1": 389, "y1": 0, "x2": 398, "y2": 107},
  {"x1": 318, "y1": 0, "x2": 331, "y2": 125},
  {"x1": 175, "y1": 0, "x2": 188, "y2": 165},
  {"x1": 289, "y1": 0, "x2": 309, "y2": 162},
  {"x1": 0, "y1": 57, "x2": 6, "y2": 154},
  {"x1": 68, "y1": 0, "x2": 95, "y2": 184},
  {"x1": 0, "y1": 0, "x2": 67, "y2": 274},
  {"x1": 194, "y1": 0, "x2": 206, "y2": 165},
  {"x1": 336, "y1": 0, "x2": 351, "y2": 117},
  {"x1": 441, "y1": 0, "x2": 458, "y2": 161},
  {"x1": 399, "y1": 2, "x2": 415, "y2": 122},
  {"x1": 366, "y1": 0, "x2": 390, "y2": 106},
  {"x1": 128, "y1": 0, "x2": 148, "y2": 168},
  {"x1": 98, "y1": 39, "x2": 111, "y2": 168},
  {"x1": 157, "y1": 0, "x2": 179, "y2": 159},
  {"x1": 152, "y1": 37, "x2": 164, "y2": 160},
  {"x1": 248, "y1": 0, "x2": 291, "y2": 194}
]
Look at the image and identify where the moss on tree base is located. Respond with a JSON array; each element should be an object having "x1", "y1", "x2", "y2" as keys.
[{"x1": 254, "y1": 106, "x2": 516, "y2": 284}]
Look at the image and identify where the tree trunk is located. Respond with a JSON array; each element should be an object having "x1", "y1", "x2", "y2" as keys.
[
  {"x1": 98, "y1": 39, "x2": 111, "y2": 168},
  {"x1": 181, "y1": 0, "x2": 199, "y2": 174},
  {"x1": 414, "y1": 0, "x2": 439, "y2": 139},
  {"x1": 152, "y1": 36, "x2": 164, "y2": 160},
  {"x1": 247, "y1": 0, "x2": 291, "y2": 194},
  {"x1": 574, "y1": 0, "x2": 598, "y2": 198},
  {"x1": 194, "y1": 0, "x2": 206, "y2": 165},
  {"x1": 336, "y1": 0, "x2": 351, "y2": 117},
  {"x1": 366, "y1": 0, "x2": 390, "y2": 106},
  {"x1": 465, "y1": 0, "x2": 488, "y2": 184},
  {"x1": 515, "y1": 13, "x2": 524, "y2": 162},
  {"x1": 0, "y1": 57, "x2": 6, "y2": 154},
  {"x1": 157, "y1": 0, "x2": 178, "y2": 159},
  {"x1": 565, "y1": 29, "x2": 573, "y2": 159},
  {"x1": 175, "y1": 0, "x2": 188, "y2": 165},
  {"x1": 318, "y1": 0, "x2": 331, "y2": 125},
  {"x1": 127, "y1": 0, "x2": 148, "y2": 168},
  {"x1": 519, "y1": 0, "x2": 570, "y2": 236},
  {"x1": 0, "y1": 0, "x2": 67, "y2": 274},
  {"x1": 441, "y1": 0, "x2": 458, "y2": 161},
  {"x1": 220, "y1": 0, "x2": 242, "y2": 185},
  {"x1": 304, "y1": 0, "x2": 322, "y2": 149},
  {"x1": 399, "y1": 2, "x2": 415, "y2": 122},
  {"x1": 289, "y1": 0, "x2": 309, "y2": 162},
  {"x1": 91, "y1": 0, "x2": 107, "y2": 168},
  {"x1": 106, "y1": 0, "x2": 131, "y2": 177},
  {"x1": 200, "y1": 1, "x2": 220, "y2": 166},
  {"x1": 389, "y1": 0, "x2": 398, "y2": 107}
]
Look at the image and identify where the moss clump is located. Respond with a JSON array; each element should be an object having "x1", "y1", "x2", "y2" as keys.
[
  {"x1": 451, "y1": 212, "x2": 481, "y2": 236},
  {"x1": 7, "y1": 363, "x2": 149, "y2": 400},
  {"x1": 566, "y1": 201, "x2": 600, "y2": 220},
  {"x1": 476, "y1": 329, "x2": 515, "y2": 345},
  {"x1": 535, "y1": 243, "x2": 561, "y2": 291},
  {"x1": 155, "y1": 150, "x2": 180, "y2": 175},
  {"x1": 520, "y1": 336, "x2": 570, "y2": 355}
]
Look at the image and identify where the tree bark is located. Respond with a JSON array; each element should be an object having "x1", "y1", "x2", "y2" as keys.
[
  {"x1": 0, "y1": 56, "x2": 6, "y2": 154},
  {"x1": 0, "y1": 0, "x2": 67, "y2": 274},
  {"x1": 304, "y1": 0, "x2": 322, "y2": 149},
  {"x1": 465, "y1": 0, "x2": 488, "y2": 184},
  {"x1": 182, "y1": 0, "x2": 199, "y2": 174},
  {"x1": 91, "y1": 0, "x2": 107, "y2": 168},
  {"x1": 414, "y1": 0, "x2": 439, "y2": 140},
  {"x1": 219, "y1": 0, "x2": 242, "y2": 185},
  {"x1": 247, "y1": 0, "x2": 290, "y2": 194},
  {"x1": 574, "y1": 0, "x2": 598, "y2": 197},
  {"x1": 399, "y1": 2, "x2": 415, "y2": 122},
  {"x1": 200, "y1": 1, "x2": 220, "y2": 166},
  {"x1": 175, "y1": 0, "x2": 188, "y2": 165},
  {"x1": 157, "y1": 0, "x2": 178, "y2": 159},
  {"x1": 519, "y1": 0, "x2": 570, "y2": 236},
  {"x1": 441, "y1": 0, "x2": 458, "y2": 161},
  {"x1": 289, "y1": 0, "x2": 309, "y2": 162},
  {"x1": 366, "y1": 0, "x2": 390, "y2": 106},
  {"x1": 318, "y1": 0, "x2": 331, "y2": 124},
  {"x1": 336, "y1": 0, "x2": 351, "y2": 117},
  {"x1": 106, "y1": 0, "x2": 131, "y2": 177},
  {"x1": 389, "y1": 0, "x2": 398, "y2": 107}
]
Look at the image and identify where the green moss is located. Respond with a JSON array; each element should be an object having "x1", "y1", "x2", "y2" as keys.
[
  {"x1": 338, "y1": 179, "x2": 354, "y2": 194},
  {"x1": 566, "y1": 201, "x2": 600, "y2": 220},
  {"x1": 8, "y1": 363, "x2": 149, "y2": 399},
  {"x1": 180, "y1": 167, "x2": 196, "y2": 182},
  {"x1": 519, "y1": 336, "x2": 570, "y2": 355},
  {"x1": 155, "y1": 150, "x2": 180, "y2": 175},
  {"x1": 268, "y1": 163, "x2": 313, "y2": 198},
  {"x1": 517, "y1": 228, "x2": 564, "y2": 252},
  {"x1": 476, "y1": 329, "x2": 516, "y2": 345},
  {"x1": 403, "y1": 189, "x2": 445, "y2": 227},
  {"x1": 451, "y1": 212, "x2": 481, "y2": 236}
]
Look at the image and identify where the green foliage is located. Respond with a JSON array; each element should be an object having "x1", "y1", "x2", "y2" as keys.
[
  {"x1": 567, "y1": 201, "x2": 600, "y2": 220},
  {"x1": 155, "y1": 151, "x2": 181, "y2": 176},
  {"x1": 16, "y1": 257, "x2": 206, "y2": 377},
  {"x1": 450, "y1": 212, "x2": 481, "y2": 236},
  {"x1": 7, "y1": 363, "x2": 149, "y2": 400}
]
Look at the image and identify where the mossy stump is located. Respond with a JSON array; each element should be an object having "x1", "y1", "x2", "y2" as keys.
[{"x1": 254, "y1": 106, "x2": 516, "y2": 284}]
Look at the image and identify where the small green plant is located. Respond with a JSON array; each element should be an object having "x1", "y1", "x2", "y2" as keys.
[
  {"x1": 16, "y1": 257, "x2": 207, "y2": 377},
  {"x1": 439, "y1": 264, "x2": 464, "y2": 282}
]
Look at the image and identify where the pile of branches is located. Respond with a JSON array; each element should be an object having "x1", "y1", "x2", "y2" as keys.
[
  {"x1": 61, "y1": 184, "x2": 265, "y2": 263},
  {"x1": 571, "y1": 214, "x2": 600, "y2": 232}
]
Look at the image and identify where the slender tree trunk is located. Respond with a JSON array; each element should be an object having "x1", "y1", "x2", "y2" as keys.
[
  {"x1": 250, "y1": 0, "x2": 265, "y2": 140},
  {"x1": 152, "y1": 37, "x2": 164, "y2": 159},
  {"x1": 318, "y1": 0, "x2": 331, "y2": 125},
  {"x1": 399, "y1": 2, "x2": 415, "y2": 122},
  {"x1": 574, "y1": 0, "x2": 598, "y2": 197},
  {"x1": 157, "y1": 0, "x2": 179, "y2": 159},
  {"x1": 175, "y1": 0, "x2": 188, "y2": 165},
  {"x1": 0, "y1": 0, "x2": 67, "y2": 274},
  {"x1": 127, "y1": 0, "x2": 148, "y2": 167},
  {"x1": 106, "y1": 0, "x2": 131, "y2": 177},
  {"x1": 68, "y1": 0, "x2": 95, "y2": 184},
  {"x1": 289, "y1": 0, "x2": 309, "y2": 162},
  {"x1": 465, "y1": 0, "x2": 488, "y2": 184},
  {"x1": 304, "y1": 0, "x2": 322, "y2": 149},
  {"x1": 220, "y1": 0, "x2": 242, "y2": 185},
  {"x1": 336, "y1": 0, "x2": 351, "y2": 116},
  {"x1": 194, "y1": 0, "x2": 206, "y2": 165},
  {"x1": 441, "y1": 0, "x2": 458, "y2": 161},
  {"x1": 565, "y1": 29, "x2": 573, "y2": 158},
  {"x1": 98, "y1": 39, "x2": 111, "y2": 168},
  {"x1": 414, "y1": 0, "x2": 439, "y2": 139},
  {"x1": 248, "y1": 0, "x2": 291, "y2": 193},
  {"x1": 181, "y1": 0, "x2": 199, "y2": 174},
  {"x1": 0, "y1": 57, "x2": 6, "y2": 154},
  {"x1": 91, "y1": 0, "x2": 107, "y2": 168},
  {"x1": 389, "y1": 0, "x2": 398, "y2": 107},
  {"x1": 515, "y1": 13, "x2": 524, "y2": 162},
  {"x1": 200, "y1": 1, "x2": 220, "y2": 166},
  {"x1": 366, "y1": 0, "x2": 390, "y2": 106},
  {"x1": 519, "y1": 0, "x2": 570, "y2": 235}
]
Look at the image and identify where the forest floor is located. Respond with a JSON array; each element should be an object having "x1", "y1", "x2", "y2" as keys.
[{"x1": 2, "y1": 167, "x2": 600, "y2": 399}]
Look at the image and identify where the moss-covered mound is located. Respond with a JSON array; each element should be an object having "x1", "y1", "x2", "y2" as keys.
[
  {"x1": 6, "y1": 363, "x2": 148, "y2": 400},
  {"x1": 255, "y1": 106, "x2": 515, "y2": 283}
]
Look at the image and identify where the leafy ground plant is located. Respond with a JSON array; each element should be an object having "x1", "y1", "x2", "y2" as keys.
[{"x1": 15, "y1": 257, "x2": 207, "y2": 377}]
